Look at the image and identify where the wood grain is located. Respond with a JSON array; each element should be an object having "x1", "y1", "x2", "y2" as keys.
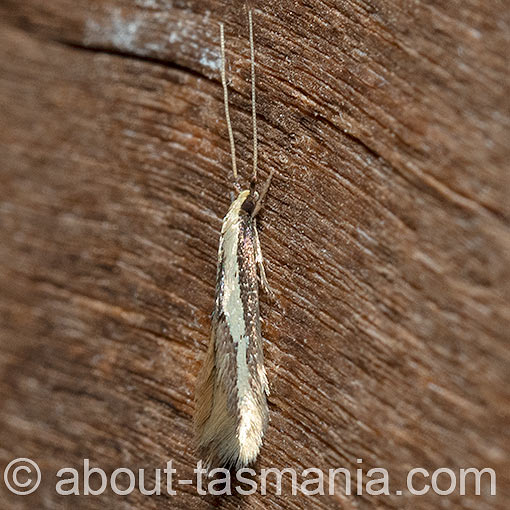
[{"x1": 0, "y1": 1, "x2": 508, "y2": 508}]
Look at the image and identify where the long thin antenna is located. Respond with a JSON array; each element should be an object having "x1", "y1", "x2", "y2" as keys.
[
  {"x1": 219, "y1": 22, "x2": 240, "y2": 191},
  {"x1": 248, "y1": 10, "x2": 258, "y2": 187}
]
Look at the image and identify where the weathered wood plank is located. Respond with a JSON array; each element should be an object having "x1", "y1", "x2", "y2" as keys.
[{"x1": 0, "y1": 1, "x2": 509, "y2": 509}]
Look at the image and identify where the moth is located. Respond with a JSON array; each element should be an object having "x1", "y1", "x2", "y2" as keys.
[{"x1": 194, "y1": 10, "x2": 273, "y2": 470}]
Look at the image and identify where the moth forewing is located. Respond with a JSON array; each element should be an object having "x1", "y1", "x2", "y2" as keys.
[{"x1": 195, "y1": 193, "x2": 269, "y2": 469}]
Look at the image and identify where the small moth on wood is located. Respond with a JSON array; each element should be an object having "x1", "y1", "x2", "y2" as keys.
[{"x1": 194, "y1": 10, "x2": 273, "y2": 470}]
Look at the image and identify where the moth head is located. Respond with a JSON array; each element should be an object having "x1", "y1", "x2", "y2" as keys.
[{"x1": 240, "y1": 189, "x2": 258, "y2": 216}]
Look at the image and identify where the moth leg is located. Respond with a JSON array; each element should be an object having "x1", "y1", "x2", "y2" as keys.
[
  {"x1": 253, "y1": 219, "x2": 274, "y2": 298},
  {"x1": 251, "y1": 169, "x2": 274, "y2": 219}
]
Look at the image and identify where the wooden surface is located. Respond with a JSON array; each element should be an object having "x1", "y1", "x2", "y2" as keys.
[{"x1": 0, "y1": 0, "x2": 509, "y2": 508}]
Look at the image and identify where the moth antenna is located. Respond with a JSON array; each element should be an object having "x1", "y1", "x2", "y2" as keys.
[
  {"x1": 219, "y1": 22, "x2": 241, "y2": 193},
  {"x1": 248, "y1": 9, "x2": 258, "y2": 189}
]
